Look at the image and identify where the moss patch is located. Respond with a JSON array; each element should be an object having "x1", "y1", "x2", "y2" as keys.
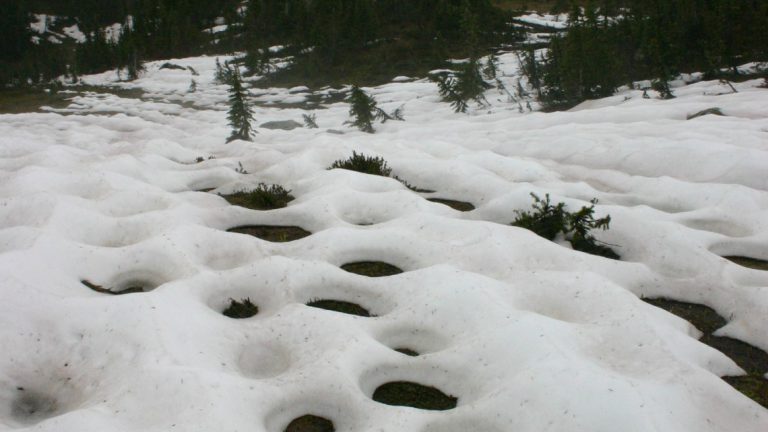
[
  {"x1": 722, "y1": 375, "x2": 768, "y2": 409},
  {"x1": 227, "y1": 225, "x2": 311, "y2": 242},
  {"x1": 306, "y1": 299, "x2": 371, "y2": 317},
  {"x1": 394, "y1": 348, "x2": 420, "y2": 357},
  {"x1": 285, "y1": 415, "x2": 334, "y2": 432},
  {"x1": 724, "y1": 256, "x2": 768, "y2": 271},
  {"x1": 82, "y1": 279, "x2": 146, "y2": 295},
  {"x1": 372, "y1": 381, "x2": 458, "y2": 410},
  {"x1": 427, "y1": 198, "x2": 475, "y2": 212},
  {"x1": 341, "y1": 261, "x2": 403, "y2": 277},
  {"x1": 700, "y1": 335, "x2": 768, "y2": 376},
  {"x1": 642, "y1": 298, "x2": 727, "y2": 334},
  {"x1": 221, "y1": 184, "x2": 294, "y2": 210},
  {"x1": 222, "y1": 298, "x2": 259, "y2": 319}
]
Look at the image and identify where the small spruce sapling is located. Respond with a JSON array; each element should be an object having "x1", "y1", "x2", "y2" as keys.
[
  {"x1": 226, "y1": 68, "x2": 255, "y2": 142},
  {"x1": 303, "y1": 113, "x2": 319, "y2": 129},
  {"x1": 513, "y1": 193, "x2": 619, "y2": 259},
  {"x1": 432, "y1": 58, "x2": 492, "y2": 113},
  {"x1": 346, "y1": 86, "x2": 404, "y2": 133}
]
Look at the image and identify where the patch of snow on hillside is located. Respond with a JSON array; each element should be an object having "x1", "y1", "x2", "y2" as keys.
[{"x1": 0, "y1": 53, "x2": 767, "y2": 432}]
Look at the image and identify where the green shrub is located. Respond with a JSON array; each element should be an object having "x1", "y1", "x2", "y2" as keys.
[
  {"x1": 513, "y1": 193, "x2": 619, "y2": 259},
  {"x1": 223, "y1": 183, "x2": 293, "y2": 210},
  {"x1": 222, "y1": 297, "x2": 258, "y2": 318},
  {"x1": 328, "y1": 151, "x2": 392, "y2": 177}
]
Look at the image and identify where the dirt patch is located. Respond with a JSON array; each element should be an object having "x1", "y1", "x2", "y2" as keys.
[
  {"x1": 722, "y1": 376, "x2": 768, "y2": 409},
  {"x1": 724, "y1": 256, "x2": 768, "y2": 271},
  {"x1": 306, "y1": 299, "x2": 371, "y2": 317},
  {"x1": 11, "y1": 389, "x2": 59, "y2": 424},
  {"x1": 372, "y1": 381, "x2": 458, "y2": 410},
  {"x1": 81, "y1": 279, "x2": 146, "y2": 295},
  {"x1": 285, "y1": 415, "x2": 334, "y2": 432},
  {"x1": 227, "y1": 225, "x2": 311, "y2": 242},
  {"x1": 642, "y1": 298, "x2": 726, "y2": 334},
  {"x1": 427, "y1": 198, "x2": 475, "y2": 212},
  {"x1": 340, "y1": 262, "x2": 403, "y2": 277},
  {"x1": 222, "y1": 298, "x2": 259, "y2": 319}
]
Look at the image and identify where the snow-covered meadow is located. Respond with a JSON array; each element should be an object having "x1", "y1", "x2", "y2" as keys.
[{"x1": 0, "y1": 48, "x2": 767, "y2": 432}]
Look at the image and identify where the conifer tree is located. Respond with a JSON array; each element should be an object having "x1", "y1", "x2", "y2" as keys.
[
  {"x1": 226, "y1": 68, "x2": 255, "y2": 142},
  {"x1": 347, "y1": 86, "x2": 378, "y2": 133}
]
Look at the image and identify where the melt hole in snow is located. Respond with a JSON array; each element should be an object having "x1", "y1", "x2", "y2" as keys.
[
  {"x1": 228, "y1": 225, "x2": 312, "y2": 242},
  {"x1": 222, "y1": 297, "x2": 259, "y2": 319},
  {"x1": 11, "y1": 389, "x2": 59, "y2": 424},
  {"x1": 284, "y1": 415, "x2": 334, "y2": 432},
  {"x1": 306, "y1": 299, "x2": 372, "y2": 317},
  {"x1": 724, "y1": 256, "x2": 768, "y2": 271},
  {"x1": 393, "y1": 348, "x2": 420, "y2": 356},
  {"x1": 372, "y1": 381, "x2": 458, "y2": 411},
  {"x1": 340, "y1": 262, "x2": 403, "y2": 277},
  {"x1": 426, "y1": 198, "x2": 475, "y2": 212}
]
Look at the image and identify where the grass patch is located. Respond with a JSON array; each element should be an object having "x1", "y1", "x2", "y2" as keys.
[
  {"x1": 340, "y1": 262, "x2": 403, "y2": 277},
  {"x1": 372, "y1": 381, "x2": 458, "y2": 410},
  {"x1": 221, "y1": 184, "x2": 294, "y2": 210},
  {"x1": 700, "y1": 335, "x2": 768, "y2": 376},
  {"x1": 722, "y1": 376, "x2": 768, "y2": 409},
  {"x1": 222, "y1": 298, "x2": 259, "y2": 319},
  {"x1": 642, "y1": 298, "x2": 726, "y2": 334},
  {"x1": 427, "y1": 198, "x2": 475, "y2": 212},
  {"x1": 306, "y1": 299, "x2": 371, "y2": 317},
  {"x1": 687, "y1": 107, "x2": 724, "y2": 120},
  {"x1": 285, "y1": 415, "x2": 334, "y2": 432},
  {"x1": 724, "y1": 256, "x2": 768, "y2": 271},
  {"x1": 227, "y1": 225, "x2": 311, "y2": 242}
]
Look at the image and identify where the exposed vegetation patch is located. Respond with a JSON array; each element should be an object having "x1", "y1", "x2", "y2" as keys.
[
  {"x1": 372, "y1": 381, "x2": 458, "y2": 411},
  {"x1": 394, "y1": 348, "x2": 420, "y2": 357},
  {"x1": 82, "y1": 279, "x2": 147, "y2": 295},
  {"x1": 687, "y1": 107, "x2": 724, "y2": 120},
  {"x1": 642, "y1": 298, "x2": 727, "y2": 334},
  {"x1": 724, "y1": 256, "x2": 768, "y2": 271},
  {"x1": 221, "y1": 184, "x2": 294, "y2": 210},
  {"x1": 227, "y1": 225, "x2": 311, "y2": 242},
  {"x1": 513, "y1": 193, "x2": 619, "y2": 259},
  {"x1": 306, "y1": 299, "x2": 372, "y2": 317},
  {"x1": 329, "y1": 152, "x2": 392, "y2": 177},
  {"x1": 643, "y1": 297, "x2": 768, "y2": 408},
  {"x1": 700, "y1": 335, "x2": 768, "y2": 376},
  {"x1": 285, "y1": 415, "x2": 334, "y2": 432},
  {"x1": 722, "y1": 376, "x2": 768, "y2": 409},
  {"x1": 427, "y1": 198, "x2": 475, "y2": 212},
  {"x1": 340, "y1": 262, "x2": 403, "y2": 277},
  {"x1": 222, "y1": 298, "x2": 259, "y2": 319}
]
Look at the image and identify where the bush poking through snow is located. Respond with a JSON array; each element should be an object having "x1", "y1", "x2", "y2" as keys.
[
  {"x1": 329, "y1": 152, "x2": 392, "y2": 177},
  {"x1": 222, "y1": 184, "x2": 293, "y2": 210},
  {"x1": 222, "y1": 298, "x2": 258, "y2": 319},
  {"x1": 345, "y1": 86, "x2": 404, "y2": 133},
  {"x1": 513, "y1": 193, "x2": 619, "y2": 259}
]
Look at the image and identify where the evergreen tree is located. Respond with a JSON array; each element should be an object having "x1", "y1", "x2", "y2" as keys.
[
  {"x1": 346, "y1": 85, "x2": 378, "y2": 133},
  {"x1": 226, "y1": 68, "x2": 255, "y2": 142}
]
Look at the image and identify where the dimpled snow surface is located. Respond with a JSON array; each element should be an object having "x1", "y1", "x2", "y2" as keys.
[{"x1": 0, "y1": 51, "x2": 767, "y2": 432}]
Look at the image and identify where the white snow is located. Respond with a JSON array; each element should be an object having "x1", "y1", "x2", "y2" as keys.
[
  {"x1": 515, "y1": 13, "x2": 569, "y2": 29},
  {"x1": 0, "y1": 52, "x2": 767, "y2": 432},
  {"x1": 61, "y1": 25, "x2": 86, "y2": 43}
]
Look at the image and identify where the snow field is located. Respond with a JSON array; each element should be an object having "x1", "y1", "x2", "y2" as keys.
[{"x1": 0, "y1": 52, "x2": 767, "y2": 431}]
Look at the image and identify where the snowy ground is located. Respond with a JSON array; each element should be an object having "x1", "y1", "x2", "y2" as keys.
[{"x1": 1, "y1": 50, "x2": 767, "y2": 432}]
